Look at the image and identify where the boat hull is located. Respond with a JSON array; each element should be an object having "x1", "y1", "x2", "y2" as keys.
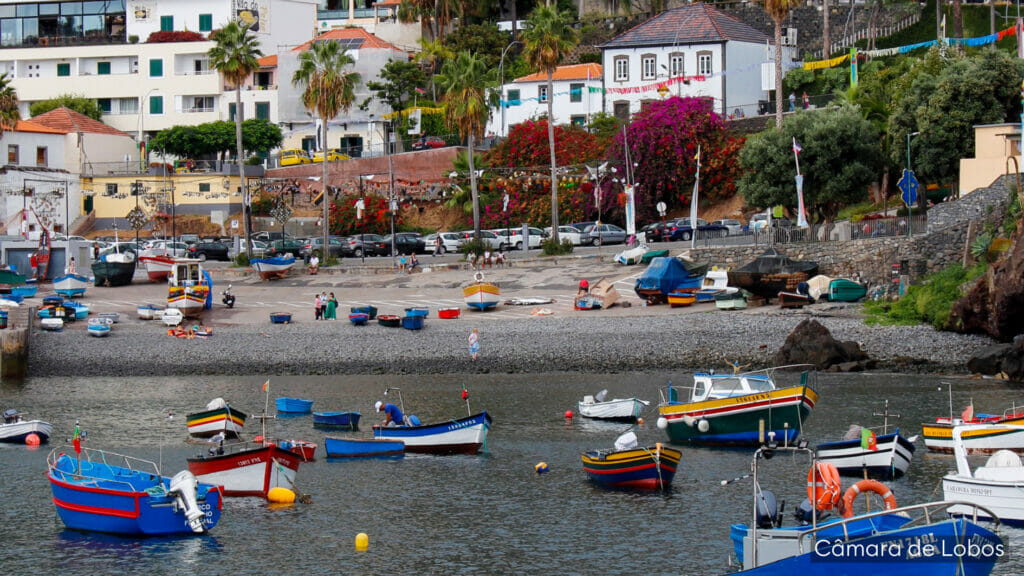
[
  {"x1": 463, "y1": 283, "x2": 500, "y2": 310},
  {"x1": 778, "y1": 291, "x2": 812, "y2": 308},
  {"x1": 377, "y1": 314, "x2": 400, "y2": 327},
  {"x1": 402, "y1": 316, "x2": 424, "y2": 330},
  {"x1": 168, "y1": 285, "x2": 209, "y2": 318},
  {"x1": 816, "y1": 430, "x2": 916, "y2": 479},
  {"x1": 0, "y1": 419, "x2": 52, "y2": 443},
  {"x1": 276, "y1": 397, "x2": 313, "y2": 414},
  {"x1": 187, "y1": 444, "x2": 300, "y2": 498},
  {"x1": 582, "y1": 446, "x2": 681, "y2": 490},
  {"x1": 313, "y1": 411, "x2": 361, "y2": 430},
  {"x1": 659, "y1": 386, "x2": 817, "y2": 446},
  {"x1": 923, "y1": 418, "x2": 1024, "y2": 453},
  {"x1": 667, "y1": 292, "x2": 696, "y2": 307},
  {"x1": 91, "y1": 260, "x2": 135, "y2": 287},
  {"x1": 278, "y1": 440, "x2": 316, "y2": 461},
  {"x1": 827, "y1": 278, "x2": 867, "y2": 302},
  {"x1": 943, "y1": 475, "x2": 1024, "y2": 526},
  {"x1": 186, "y1": 406, "x2": 247, "y2": 438},
  {"x1": 324, "y1": 437, "x2": 405, "y2": 458},
  {"x1": 87, "y1": 323, "x2": 110, "y2": 337},
  {"x1": 348, "y1": 313, "x2": 370, "y2": 325},
  {"x1": 373, "y1": 412, "x2": 491, "y2": 455},
  {"x1": 251, "y1": 257, "x2": 295, "y2": 280},
  {"x1": 139, "y1": 255, "x2": 176, "y2": 282},
  {"x1": 578, "y1": 398, "x2": 648, "y2": 421}
]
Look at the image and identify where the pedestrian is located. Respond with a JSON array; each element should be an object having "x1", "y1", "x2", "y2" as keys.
[
  {"x1": 399, "y1": 253, "x2": 407, "y2": 273},
  {"x1": 66, "y1": 256, "x2": 76, "y2": 275},
  {"x1": 326, "y1": 292, "x2": 337, "y2": 320},
  {"x1": 468, "y1": 328, "x2": 479, "y2": 361},
  {"x1": 28, "y1": 252, "x2": 37, "y2": 280},
  {"x1": 802, "y1": 91, "x2": 810, "y2": 110},
  {"x1": 92, "y1": 242, "x2": 100, "y2": 260},
  {"x1": 495, "y1": 251, "x2": 506, "y2": 268},
  {"x1": 434, "y1": 233, "x2": 442, "y2": 257},
  {"x1": 309, "y1": 253, "x2": 319, "y2": 275},
  {"x1": 408, "y1": 253, "x2": 419, "y2": 274},
  {"x1": 314, "y1": 293, "x2": 322, "y2": 320},
  {"x1": 788, "y1": 92, "x2": 796, "y2": 112},
  {"x1": 375, "y1": 400, "x2": 405, "y2": 426},
  {"x1": 482, "y1": 249, "x2": 491, "y2": 269}
]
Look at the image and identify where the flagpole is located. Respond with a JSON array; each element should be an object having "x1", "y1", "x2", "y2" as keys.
[{"x1": 691, "y1": 146, "x2": 700, "y2": 250}]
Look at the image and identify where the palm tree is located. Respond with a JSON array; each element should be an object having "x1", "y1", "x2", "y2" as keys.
[
  {"x1": 0, "y1": 72, "x2": 20, "y2": 136},
  {"x1": 414, "y1": 37, "x2": 454, "y2": 100},
  {"x1": 436, "y1": 50, "x2": 496, "y2": 240},
  {"x1": 208, "y1": 22, "x2": 262, "y2": 259},
  {"x1": 520, "y1": 3, "x2": 578, "y2": 244},
  {"x1": 760, "y1": 0, "x2": 796, "y2": 128},
  {"x1": 292, "y1": 40, "x2": 360, "y2": 263}
]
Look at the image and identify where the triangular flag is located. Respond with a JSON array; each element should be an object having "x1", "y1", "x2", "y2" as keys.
[
  {"x1": 792, "y1": 138, "x2": 802, "y2": 155},
  {"x1": 461, "y1": 387, "x2": 468, "y2": 401},
  {"x1": 262, "y1": 379, "x2": 270, "y2": 393},
  {"x1": 861, "y1": 428, "x2": 877, "y2": 451}
]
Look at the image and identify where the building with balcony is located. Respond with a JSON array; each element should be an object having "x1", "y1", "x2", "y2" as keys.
[
  {"x1": 315, "y1": 0, "x2": 418, "y2": 50},
  {"x1": 487, "y1": 63, "x2": 603, "y2": 137}
]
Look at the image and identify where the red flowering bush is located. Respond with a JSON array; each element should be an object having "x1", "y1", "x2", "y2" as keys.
[
  {"x1": 328, "y1": 194, "x2": 401, "y2": 236},
  {"x1": 487, "y1": 119, "x2": 605, "y2": 169},
  {"x1": 146, "y1": 30, "x2": 206, "y2": 43}
]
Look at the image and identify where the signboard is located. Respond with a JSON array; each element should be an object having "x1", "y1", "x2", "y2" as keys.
[
  {"x1": 231, "y1": 220, "x2": 239, "y2": 229},
  {"x1": 656, "y1": 201, "x2": 666, "y2": 216},
  {"x1": 898, "y1": 169, "x2": 919, "y2": 207}
]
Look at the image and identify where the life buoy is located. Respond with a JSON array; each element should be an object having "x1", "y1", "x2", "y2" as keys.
[
  {"x1": 474, "y1": 271, "x2": 485, "y2": 283},
  {"x1": 840, "y1": 479, "x2": 897, "y2": 518},
  {"x1": 806, "y1": 461, "x2": 842, "y2": 511}
]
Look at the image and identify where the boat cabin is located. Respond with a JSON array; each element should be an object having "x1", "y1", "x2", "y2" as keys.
[
  {"x1": 170, "y1": 260, "x2": 204, "y2": 287},
  {"x1": 662, "y1": 373, "x2": 778, "y2": 404}
]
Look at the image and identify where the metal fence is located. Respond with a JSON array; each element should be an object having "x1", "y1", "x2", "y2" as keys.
[{"x1": 679, "y1": 214, "x2": 927, "y2": 249}]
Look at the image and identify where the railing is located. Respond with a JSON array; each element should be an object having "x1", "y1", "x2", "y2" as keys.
[
  {"x1": 676, "y1": 214, "x2": 927, "y2": 249},
  {"x1": 316, "y1": 8, "x2": 377, "y2": 20},
  {"x1": 81, "y1": 159, "x2": 232, "y2": 177},
  {"x1": 813, "y1": 12, "x2": 921, "y2": 59},
  {"x1": 181, "y1": 106, "x2": 216, "y2": 114}
]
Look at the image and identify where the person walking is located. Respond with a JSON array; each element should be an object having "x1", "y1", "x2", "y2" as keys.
[
  {"x1": 468, "y1": 328, "x2": 479, "y2": 361},
  {"x1": 788, "y1": 92, "x2": 796, "y2": 112},
  {"x1": 326, "y1": 292, "x2": 337, "y2": 320},
  {"x1": 434, "y1": 233, "x2": 442, "y2": 257},
  {"x1": 314, "y1": 293, "x2": 322, "y2": 320}
]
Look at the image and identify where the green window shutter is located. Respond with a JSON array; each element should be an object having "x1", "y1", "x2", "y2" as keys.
[
  {"x1": 149, "y1": 58, "x2": 162, "y2": 77},
  {"x1": 150, "y1": 95, "x2": 163, "y2": 114},
  {"x1": 160, "y1": 15, "x2": 173, "y2": 31},
  {"x1": 255, "y1": 102, "x2": 269, "y2": 121},
  {"x1": 507, "y1": 89, "x2": 520, "y2": 102},
  {"x1": 97, "y1": 61, "x2": 110, "y2": 75},
  {"x1": 199, "y1": 14, "x2": 212, "y2": 31},
  {"x1": 228, "y1": 103, "x2": 236, "y2": 122},
  {"x1": 57, "y1": 63, "x2": 70, "y2": 77},
  {"x1": 570, "y1": 83, "x2": 583, "y2": 103},
  {"x1": 97, "y1": 98, "x2": 111, "y2": 113},
  {"x1": 199, "y1": 183, "x2": 210, "y2": 192}
]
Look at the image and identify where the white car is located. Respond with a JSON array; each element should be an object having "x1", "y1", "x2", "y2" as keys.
[
  {"x1": 543, "y1": 226, "x2": 583, "y2": 245},
  {"x1": 142, "y1": 240, "x2": 189, "y2": 257},
  {"x1": 508, "y1": 226, "x2": 546, "y2": 250},
  {"x1": 459, "y1": 230, "x2": 506, "y2": 251},
  {"x1": 712, "y1": 219, "x2": 744, "y2": 236},
  {"x1": 424, "y1": 232, "x2": 463, "y2": 255}
]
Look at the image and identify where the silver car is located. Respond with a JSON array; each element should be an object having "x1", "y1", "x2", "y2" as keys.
[
  {"x1": 580, "y1": 223, "x2": 627, "y2": 245},
  {"x1": 712, "y1": 219, "x2": 744, "y2": 236}
]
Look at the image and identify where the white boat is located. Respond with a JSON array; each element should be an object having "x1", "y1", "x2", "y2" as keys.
[
  {"x1": 463, "y1": 272, "x2": 500, "y2": 310},
  {"x1": 715, "y1": 290, "x2": 748, "y2": 310},
  {"x1": 138, "y1": 254, "x2": 177, "y2": 283},
  {"x1": 805, "y1": 274, "x2": 833, "y2": 301},
  {"x1": 53, "y1": 273, "x2": 88, "y2": 298},
  {"x1": 251, "y1": 255, "x2": 295, "y2": 281},
  {"x1": 40, "y1": 318, "x2": 63, "y2": 331},
  {"x1": 816, "y1": 426, "x2": 916, "y2": 479},
  {"x1": 167, "y1": 260, "x2": 209, "y2": 318},
  {"x1": 137, "y1": 304, "x2": 160, "y2": 320},
  {"x1": 0, "y1": 409, "x2": 52, "y2": 443},
  {"x1": 186, "y1": 398, "x2": 247, "y2": 439},
  {"x1": 943, "y1": 424, "x2": 1024, "y2": 525},
  {"x1": 578, "y1": 390, "x2": 649, "y2": 421},
  {"x1": 161, "y1": 308, "x2": 184, "y2": 326},
  {"x1": 923, "y1": 401, "x2": 1024, "y2": 453},
  {"x1": 614, "y1": 244, "x2": 648, "y2": 265},
  {"x1": 87, "y1": 317, "x2": 111, "y2": 337},
  {"x1": 186, "y1": 440, "x2": 302, "y2": 498},
  {"x1": 373, "y1": 412, "x2": 491, "y2": 455},
  {"x1": 97, "y1": 312, "x2": 119, "y2": 324}
]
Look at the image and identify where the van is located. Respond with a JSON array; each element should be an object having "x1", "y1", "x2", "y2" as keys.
[{"x1": 280, "y1": 149, "x2": 312, "y2": 166}]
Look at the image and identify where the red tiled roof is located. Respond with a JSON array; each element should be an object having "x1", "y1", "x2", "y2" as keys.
[
  {"x1": 29, "y1": 107, "x2": 130, "y2": 137},
  {"x1": 292, "y1": 28, "x2": 401, "y2": 53},
  {"x1": 6, "y1": 120, "x2": 67, "y2": 134},
  {"x1": 601, "y1": 3, "x2": 770, "y2": 48},
  {"x1": 258, "y1": 54, "x2": 277, "y2": 67},
  {"x1": 514, "y1": 63, "x2": 602, "y2": 83},
  {"x1": 374, "y1": 0, "x2": 401, "y2": 5}
]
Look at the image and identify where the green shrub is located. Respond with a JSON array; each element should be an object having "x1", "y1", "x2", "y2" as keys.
[
  {"x1": 863, "y1": 262, "x2": 986, "y2": 330},
  {"x1": 459, "y1": 238, "x2": 487, "y2": 258},
  {"x1": 969, "y1": 231, "x2": 993, "y2": 262},
  {"x1": 541, "y1": 238, "x2": 574, "y2": 255},
  {"x1": 233, "y1": 253, "x2": 249, "y2": 267}
]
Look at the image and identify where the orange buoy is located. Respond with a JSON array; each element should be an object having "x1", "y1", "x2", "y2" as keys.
[
  {"x1": 806, "y1": 461, "x2": 842, "y2": 511},
  {"x1": 25, "y1": 433, "x2": 40, "y2": 445},
  {"x1": 840, "y1": 479, "x2": 897, "y2": 518}
]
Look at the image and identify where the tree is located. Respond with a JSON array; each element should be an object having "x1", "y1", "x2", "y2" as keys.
[
  {"x1": 365, "y1": 60, "x2": 427, "y2": 112},
  {"x1": 241, "y1": 118, "x2": 282, "y2": 154},
  {"x1": 292, "y1": 40, "x2": 360, "y2": 263},
  {"x1": 520, "y1": 3, "x2": 578, "y2": 243},
  {"x1": 29, "y1": 94, "x2": 103, "y2": 121},
  {"x1": 441, "y1": 23, "x2": 509, "y2": 70},
  {"x1": 488, "y1": 119, "x2": 605, "y2": 168},
  {"x1": 738, "y1": 105, "x2": 884, "y2": 223},
  {"x1": 436, "y1": 50, "x2": 497, "y2": 239},
  {"x1": 0, "y1": 73, "x2": 20, "y2": 135},
  {"x1": 413, "y1": 37, "x2": 454, "y2": 101},
  {"x1": 759, "y1": 0, "x2": 797, "y2": 128},
  {"x1": 208, "y1": 21, "x2": 262, "y2": 258}
]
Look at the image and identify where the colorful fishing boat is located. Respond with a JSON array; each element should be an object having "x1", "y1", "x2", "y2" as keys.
[
  {"x1": 54, "y1": 273, "x2": 88, "y2": 298},
  {"x1": 350, "y1": 305, "x2": 377, "y2": 319},
  {"x1": 727, "y1": 248, "x2": 818, "y2": 303},
  {"x1": 581, "y1": 432, "x2": 680, "y2": 490},
  {"x1": 373, "y1": 411, "x2": 491, "y2": 455},
  {"x1": 186, "y1": 441, "x2": 301, "y2": 498},
  {"x1": 634, "y1": 257, "x2": 707, "y2": 304},
  {"x1": 276, "y1": 397, "x2": 314, "y2": 414},
  {"x1": 827, "y1": 278, "x2": 867, "y2": 302},
  {"x1": 438, "y1": 307, "x2": 460, "y2": 319},
  {"x1": 278, "y1": 439, "x2": 317, "y2": 462},
  {"x1": 138, "y1": 253, "x2": 177, "y2": 282},
  {"x1": 816, "y1": 427, "x2": 916, "y2": 480},
  {"x1": 377, "y1": 314, "x2": 400, "y2": 327},
  {"x1": 48, "y1": 446, "x2": 223, "y2": 535},
  {"x1": 0, "y1": 409, "x2": 52, "y2": 443},
  {"x1": 463, "y1": 272, "x2": 500, "y2": 310},
  {"x1": 323, "y1": 437, "x2": 405, "y2": 458},
  {"x1": 348, "y1": 312, "x2": 370, "y2": 325},
  {"x1": 186, "y1": 398, "x2": 247, "y2": 438},
  {"x1": 667, "y1": 291, "x2": 696, "y2": 307},
  {"x1": 923, "y1": 401, "x2": 1024, "y2": 453},
  {"x1": 313, "y1": 411, "x2": 361, "y2": 430},
  {"x1": 167, "y1": 260, "x2": 210, "y2": 318},
  {"x1": 578, "y1": 390, "x2": 649, "y2": 422},
  {"x1": 657, "y1": 368, "x2": 817, "y2": 446},
  {"x1": 251, "y1": 254, "x2": 295, "y2": 281}
]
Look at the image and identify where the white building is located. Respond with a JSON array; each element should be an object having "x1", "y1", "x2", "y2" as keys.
[
  {"x1": 315, "y1": 0, "x2": 419, "y2": 51},
  {"x1": 599, "y1": 4, "x2": 794, "y2": 119},
  {"x1": 487, "y1": 63, "x2": 603, "y2": 137}
]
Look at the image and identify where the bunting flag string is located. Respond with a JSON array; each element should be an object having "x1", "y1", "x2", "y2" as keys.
[
  {"x1": 803, "y1": 53, "x2": 850, "y2": 70},
  {"x1": 382, "y1": 106, "x2": 444, "y2": 120}
]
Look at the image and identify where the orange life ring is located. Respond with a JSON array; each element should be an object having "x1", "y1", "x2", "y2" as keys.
[
  {"x1": 806, "y1": 461, "x2": 842, "y2": 511},
  {"x1": 840, "y1": 479, "x2": 897, "y2": 518}
]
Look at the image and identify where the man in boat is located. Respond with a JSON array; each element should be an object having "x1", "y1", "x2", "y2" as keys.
[{"x1": 375, "y1": 400, "x2": 405, "y2": 427}]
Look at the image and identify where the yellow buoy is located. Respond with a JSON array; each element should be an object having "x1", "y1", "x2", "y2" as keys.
[
  {"x1": 267, "y1": 487, "x2": 296, "y2": 503},
  {"x1": 355, "y1": 532, "x2": 369, "y2": 551}
]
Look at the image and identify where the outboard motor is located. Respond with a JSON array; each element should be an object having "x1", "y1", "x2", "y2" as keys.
[
  {"x1": 168, "y1": 470, "x2": 206, "y2": 533},
  {"x1": 222, "y1": 285, "x2": 235, "y2": 308},
  {"x1": 755, "y1": 489, "x2": 783, "y2": 529},
  {"x1": 3, "y1": 409, "x2": 19, "y2": 424},
  {"x1": 795, "y1": 497, "x2": 830, "y2": 525}
]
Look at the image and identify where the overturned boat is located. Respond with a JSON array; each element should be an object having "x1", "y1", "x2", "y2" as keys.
[{"x1": 727, "y1": 248, "x2": 818, "y2": 303}]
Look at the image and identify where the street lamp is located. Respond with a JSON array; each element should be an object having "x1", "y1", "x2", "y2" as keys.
[
  {"x1": 498, "y1": 40, "x2": 522, "y2": 138},
  {"x1": 906, "y1": 131, "x2": 920, "y2": 172},
  {"x1": 358, "y1": 174, "x2": 375, "y2": 263},
  {"x1": 137, "y1": 89, "x2": 158, "y2": 171}
]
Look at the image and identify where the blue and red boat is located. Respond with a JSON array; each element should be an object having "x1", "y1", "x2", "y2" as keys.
[
  {"x1": 47, "y1": 446, "x2": 223, "y2": 535},
  {"x1": 635, "y1": 257, "x2": 707, "y2": 304},
  {"x1": 581, "y1": 432, "x2": 681, "y2": 490}
]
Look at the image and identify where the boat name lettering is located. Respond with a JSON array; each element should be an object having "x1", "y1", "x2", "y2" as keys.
[
  {"x1": 235, "y1": 457, "x2": 261, "y2": 466},
  {"x1": 447, "y1": 421, "x2": 470, "y2": 431},
  {"x1": 736, "y1": 392, "x2": 772, "y2": 404},
  {"x1": 944, "y1": 484, "x2": 993, "y2": 496}
]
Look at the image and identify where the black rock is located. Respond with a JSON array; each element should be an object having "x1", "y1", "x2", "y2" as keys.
[
  {"x1": 967, "y1": 344, "x2": 1014, "y2": 375},
  {"x1": 773, "y1": 319, "x2": 870, "y2": 370}
]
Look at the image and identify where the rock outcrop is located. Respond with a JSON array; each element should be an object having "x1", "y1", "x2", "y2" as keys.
[
  {"x1": 967, "y1": 337, "x2": 1024, "y2": 381},
  {"x1": 773, "y1": 319, "x2": 872, "y2": 371},
  {"x1": 951, "y1": 229, "x2": 1024, "y2": 343}
]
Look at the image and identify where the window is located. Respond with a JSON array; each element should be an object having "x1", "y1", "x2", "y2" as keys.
[
  {"x1": 255, "y1": 102, "x2": 270, "y2": 121},
  {"x1": 36, "y1": 147, "x2": 47, "y2": 166},
  {"x1": 538, "y1": 85, "x2": 547, "y2": 102},
  {"x1": 7, "y1": 144, "x2": 18, "y2": 164},
  {"x1": 613, "y1": 101, "x2": 629, "y2": 121},
  {"x1": 641, "y1": 54, "x2": 656, "y2": 80},
  {"x1": 570, "y1": 115, "x2": 585, "y2": 127},
  {"x1": 149, "y1": 58, "x2": 162, "y2": 77},
  {"x1": 189, "y1": 96, "x2": 214, "y2": 112},
  {"x1": 198, "y1": 13, "x2": 212, "y2": 31},
  {"x1": 119, "y1": 97, "x2": 138, "y2": 114},
  {"x1": 301, "y1": 136, "x2": 316, "y2": 152},
  {"x1": 507, "y1": 89, "x2": 520, "y2": 103},
  {"x1": 149, "y1": 95, "x2": 163, "y2": 114},
  {"x1": 228, "y1": 102, "x2": 237, "y2": 122},
  {"x1": 97, "y1": 98, "x2": 111, "y2": 113},
  {"x1": 199, "y1": 183, "x2": 210, "y2": 192},
  {"x1": 614, "y1": 56, "x2": 628, "y2": 82},
  {"x1": 669, "y1": 52, "x2": 684, "y2": 77},
  {"x1": 697, "y1": 51, "x2": 712, "y2": 76},
  {"x1": 105, "y1": 183, "x2": 117, "y2": 196},
  {"x1": 160, "y1": 15, "x2": 172, "y2": 31},
  {"x1": 97, "y1": 61, "x2": 110, "y2": 75},
  {"x1": 569, "y1": 82, "x2": 583, "y2": 103},
  {"x1": 57, "y1": 62, "x2": 70, "y2": 76}
]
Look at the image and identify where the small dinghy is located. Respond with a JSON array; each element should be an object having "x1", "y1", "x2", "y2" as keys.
[
  {"x1": 276, "y1": 397, "x2": 314, "y2": 414},
  {"x1": 438, "y1": 307, "x2": 460, "y2": 319},
  {"x1": 377, "y1": 314, "x2": 401, "y2": 327},
  {"x1": 161, "y1": 308, "x2": 184, "y2": 326},
  {"x1": 350, "y1": 305, "x2": 377, "y2": 320},
  {"x1": 348, "y1": 312, "x2": 370, "y2": 326},
  {"x1": 313, "y1": 411, "x2": 361, "y2": 430},
  {"x1": 581, "y1": 431, "x2": 681, "y2": 490},
  {"x1": 578, "y1": 390, "x2": 649, "y2": 422},
  {"x1": 87, "y1": 317, "x2": 111, "y2": 337},
  {"x1": 270, "y1": 312, "x2": 291, "y2": 324},
  {"x1": 402, "y1": 316, "x2": 424, "y2": 330},
  {"x1": 40, "y1": 318, "x2": 63, "y2": 331},
  {"x1": 137, "y1": 304, "x2": 160, "y2": 320},
  {"x1": 278, "y1": 439, "x2": 317, "y2": 462},
  {"x1": 97, "y1": 312, "x2": 119, "y2": 324}
]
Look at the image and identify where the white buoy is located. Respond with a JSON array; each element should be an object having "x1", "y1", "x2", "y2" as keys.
[
  {"x1": 657, "y1": 417, "x2": 668, "y2": 430},
  {"x1": 697, "y1": 419, "x2": 710, "y2": 433}
]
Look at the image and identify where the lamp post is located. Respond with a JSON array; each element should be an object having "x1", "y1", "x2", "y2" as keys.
[
  {"x1": 358, "y1": 174, "x2": 374, "y2": 263},
  {"x1": 906, "y1": 131, "x2": 921, "y2": 236},
  {"x1": 137, "y1": 89, "x2": 157, "y2": 171},
  {"x1": 906, "y1": 131, "x2": 920, "y2": 172},
  {"x1": 498, "y1": 40, "x2": 522, "y2": 138}
]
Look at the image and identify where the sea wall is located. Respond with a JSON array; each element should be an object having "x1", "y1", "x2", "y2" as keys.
[{"x1": 0, "y1": 306, "x2": 31, "y2": 381}]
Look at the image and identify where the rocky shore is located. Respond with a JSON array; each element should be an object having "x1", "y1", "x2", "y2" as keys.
[{"x1": 29, "y1": 309, "x2": 994, "y2": 377}]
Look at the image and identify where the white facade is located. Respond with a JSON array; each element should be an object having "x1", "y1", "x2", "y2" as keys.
[
  {"x1": 0, "y1": 128, "x2": 81, "y2": 238},
  {"x1": 486, "y1": 65, "x2": 604, "y2": 137}
]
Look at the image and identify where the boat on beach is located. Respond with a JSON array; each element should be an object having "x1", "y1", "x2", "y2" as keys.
[
  {"x1": 92, "y1": 250, "x2": 136, "y2": 287},
  {"x1": 634, "y1": 257, "x2": 707, "y2": 304},
  {"x1": 581, "y1": 431, "x2": 680, "y2": 490},
  {"x1": 377, "y1": 314, "x2": 400, "y2": 327},
  {"x1": 251, "y1": 255, "x2": 295, "y2": 280},
  {"x1": 463, "y1": 272, "x2": 500, "y2": 310},
  {"x1": 87, "y1": 317, "x2": 111, "y2": 337},
  {"x1": 614, "y1": 244, "x2": 648, "y2": 265},
  {"x1": 348, "y1": 312, "x2": 370, "y2": 325},
  {"x1": 727, "y1": 248, "x2": 818, "y2": 303},
  {"x1": 0, "y1": 409, "x2": 52, "y2": 443},
  {"x1": 827, "y1": 278, "x2": 867, "y2": 302},
  {"x1": 167, "y1": 260, "x2": 210, "y2": 318},
  {"x1": 577, "y1": 390, "x2": 649, "y2": 422},
  {"x1": 715, "y1": 290, "x2": 748, "y2": 310},
  {"x1": 186, "y1": 398, "x2": 247, "y2": 438},
  {"x1": 138, "y1": 253, "x2": 177, "y2": 283},
  {"x1": 667, "y1": 291, "x2": 696, "y2": 307}
]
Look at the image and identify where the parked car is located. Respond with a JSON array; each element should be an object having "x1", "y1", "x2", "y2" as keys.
[
  {"x1": 280, "y1": 148, "x2": 312, "y2": 166},
  {"x1": 580, "y1": 223, "x2": 627, "y2": 245},
  {"x1": 639, "y1": 222, "x2": 671, "y2": 243},
  {"x1": 251, "y1": 231, "x2": 292, "y2": 242},
  {"x1": 670, "y1": 217, "x2": 728, "y2": 240},
  {"x1": 178, "y1": 233, "x2": 201, "y2": 246},
  {"x1": 508, "y1": 227, "x2": 547, "y2": 249},
  {"x1": 543, "y1": 225, "x2": 583, "y2": 246},
  {"x1": 53, "y1": 234, "x2": 88, "y2": 243},
  {"x1": 142, "y1": 240, "x2": 189, "y2": 257},
  {"x1": 302, "y1": 236, "x2": 346, "y2": 259},
  {"x1": 347, "y1": 234, "x2": 389, "y2": 257},
  {"x1": 488, "y1": 228, "x2": 514, "y2": 248},
  {"x1": 312, "y1": 149, "x2": 350, "y2": 163},
  {"x1": 423, "y1": 232, "x2": 463, "y2": 255},
  {"x1": 381, "y1": 233, "x2": 427, "y2": 255},
  {"x1": 712, "y1": 219, "x2": 744, "y2": 236},
  {"x1": 243, "y1": 239, "x2": 270, "y2": 258},
  {"x1": 458, "y1": 230, "x2": 506, "y2": 251},
  {"x1": 267, "y1": 239, "x2": 305, "y2": 258},
  {"x1": 749, "y1": 213, "x2": 769, "y2": 232},
  {"x1": 411, "y1": 136, "x2": 446, "y2": 150},
  {"x1": 187, "y1": 241, "x2": 230, "y2": 261}
]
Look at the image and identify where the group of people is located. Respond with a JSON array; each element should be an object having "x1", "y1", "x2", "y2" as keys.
[
  {"x1": 471, "y1": 250, "x2": 505, "y2": 270},
  {"x1": 398, "y1": 253, "x2": 420, "y2": 273},
  {"x1": 788, "y1": 91, "x2": 811, "y2": 112},
  {"x1": 314, "y1": 291, "x2": 338, "y2": 320}
]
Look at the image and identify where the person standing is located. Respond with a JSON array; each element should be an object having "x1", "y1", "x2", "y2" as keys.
[
  {"x1": 66, "y1": 256, "x2": 76, "y2": 275},
  {"x1": 28, "y1": 252, "x2": 38, "y2": 280},
  {"x1": 468, "y1": 328, "x2": 479, "y2": 361},
  {"x1": 314, "y1": 293, "x2": 322, "y2": 320},
  {"x1": 326, "y1": 292, "x2": 337, "y2": 320},
  {"x1": 802, "y1": 91, "x2": 810, "y2": 110},
  {"x1": 788, "y1": 92, "x2": 796, "y2": 112},
  {"x1": 434, "y1": 233, "x2": 442, "y2": 257}
]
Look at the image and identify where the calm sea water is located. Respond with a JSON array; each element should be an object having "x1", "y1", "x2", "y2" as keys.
[{"x1": 3, "y1": 372, "x2": 1024, "y2": 575}]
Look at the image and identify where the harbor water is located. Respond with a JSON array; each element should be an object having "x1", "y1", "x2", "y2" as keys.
[{"x1": 3, "y1": 371, "x2": 1024, "y2": 575}]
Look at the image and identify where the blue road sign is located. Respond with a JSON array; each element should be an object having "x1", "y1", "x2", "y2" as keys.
[{"x1": 898, "y1": 169, "x2": 919, "y2": 207}]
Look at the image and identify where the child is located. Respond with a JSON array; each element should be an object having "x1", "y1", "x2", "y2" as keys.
[
  {"x1": 399, "y1": 254, "x2": 407, "y2": 273},
  {"x1": 468, "y1": 328, "x2": 479, "y2": 361}
]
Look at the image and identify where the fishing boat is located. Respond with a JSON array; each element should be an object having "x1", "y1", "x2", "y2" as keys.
[
  {"x1": 270, "y1": 312, "x2": 291, "y2": 324},
  {"x1": 402, "y1": 315, "x2": 424, "y2": 330},
  {"x1": 943, "y1": 424, "x2": 1024, "y2": 525},
  {"x1": 137, "y1": 304, "x2": 160, "y2": 320},
  {"x1": 657, "y1": 367, "x2": 817, "y2": 446},
  {"x1": 777, "y1": 291, "x2": 812, "y2": 308},
  {"x1": 278, "y1": 439, "x2": 317, "y2": 462},
  {"x1": 0, "y1": 409, "x2": 52, "y2": 443},
  {"x1": 87, "y1": 317, "x2": 111, "y2": 337},
  {"x1": 97, "y1": 312, "x2": 119, "y2": 324},
  {"x1": 715, "y1": 290, "x2": 748, "y2": 310},
  {"x1": 41, "y1": 295, "x2": 63, "y2": 307},
  {"x1": 578, "y1": 390, "x2": 649, "y2": 422},
  {"x1": 640, "y1": 249, "x2": 670, "y2": 264},
  {"x1": 92, "y1": 233, "x2": 136, "y2": 287},
  {"x1": 323, "y1": 437, "x2": 405, "y2": 458},
  {"x1": 48, "y1": 446, "x2": 223, "y2": 535},
  {"x1": 186, "y1": 398, "x2": 246, "y2": 438},
  {"x1": 634, "y1": 257, "x2": 707, "y2": 304},
  {"x1": 923, "y1": 401, "x2": 1024, "y2": 453},
  {"x1": 40, "y1": 318, "x2": 63, "y2": 331},
  {"x1": 186, "y1": 440, "x2": 302, "y2": 498},
  {"x1": 405, "y1": 307, "x2": 429, "y2": 318},
  {"x1": 574, "y1": 277, "x2": 621, "y2": 310},
  {"x1": 727, "y1": 248, "x2": 818, "y2": 303},
  {"x1": 805, "y1": 274, "x2": 833, "y2": 301},
  {"x1": 276, "y1": 397, "x2": 314, "y2": 414},
  {"x1": 373, "y1": 412, "x2": 491, "y2": 455},
  {"x1": 463, "y1": 272, "x2": 500, "y2": 310},
  {"x1": 0, "y1": 269, "x2": 26, "y2": 288},
  {"x1": 138, "y1": 253, "x2": 177, "y2": 282},
  {"x1": 350, "y1": 305, "x2": 377, "y2": 319},
  {"x1": 377, "y1": 314, "x2": 401, "y2": 327},
  {"x1": 167, "y1": 259, "x2": 210, "y2": 318},
  {"x1": 53, "y1": 272, "x2": 88, "y2": 297},
  {"x1": 614, "y1": 244, "x2": 648, "y2": 265},
  {"x1": 726, "y1": 445, "x2": 1003, "y2": 575},
  {"x1": 827, "y1": 278, "x2": 867, "y2": 302},
  {"x1": 438, "y1": 307, "x2": 460, "y2": 319},
  {"x1": 816, "y1": 427, "x2": 916, "y2": 480},
  {"x1": 251, "y1": 254, "x2": 295, "y2": 281},
  {"x1": 667, "y1": 291, "x2": 696, "y2": 307},
  {"x1": 313, "y1": 411, "x2": 361, "y2": 430},
  {"x1": 581, "y1": 431, "x2": 680, "y2": 490},
  {"x1": 348, "y1": 312, "x2": 370, "y2": 326},
  {"x1": 65, "y1": 300, "x2": 89, "y2": 320}
]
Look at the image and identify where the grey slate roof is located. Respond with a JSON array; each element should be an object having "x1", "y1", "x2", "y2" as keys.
[{"x1": 601, "y1": 3, "x2": 771, "y2": 49}]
